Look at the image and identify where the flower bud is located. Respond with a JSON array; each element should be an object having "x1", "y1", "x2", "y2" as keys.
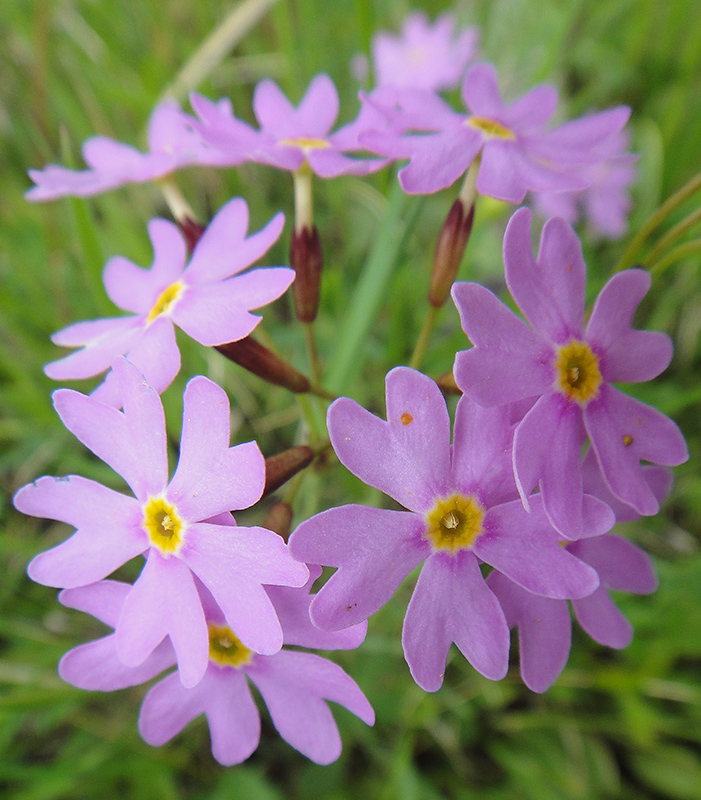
[
  {"x1": 264, "y1": 446, "x2": 315, "y2": 497},
  {"x1": 177, "y1": 217, "x2": 206, "y2": 253},
  {"x1": 263, "y1": 501, "x2": 294, "y2": 541},
  {"x1": 216, "y1": 337, "x2": 311, "y2": 393},
  {"x1": 429, "y1": 199, "x2": 474, "y2": 308},
  {"x1": 290, "y1": 225, "x2": 323, "y2": 323}
]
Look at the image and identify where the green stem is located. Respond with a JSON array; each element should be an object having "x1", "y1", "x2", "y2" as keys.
[
  {"x1": 643, "y1": 206, "x2": 701, "y2": 268},
  {"x1": 615, "y1": 169, "x2": 701, "y2": 272},
  {"x1": 650, "y1": 238, "x2": 701, "y2": 278},
  {"x1": 304, "y1": 321, "x2": 323, "y2": 387},
  {"x1": 160, "y1": 0, "x2": 280, "y2": 102},
  {"x1": 156, "y1": 177, "x2": 198, "y2": 223},
  {"x1": 409, "y1": 305, "x2": 439, "y2": 370}
]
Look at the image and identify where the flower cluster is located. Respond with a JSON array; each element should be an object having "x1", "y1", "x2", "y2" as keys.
[{"x1": 15, "y1": 7, "x2": 689, "y2": 771}]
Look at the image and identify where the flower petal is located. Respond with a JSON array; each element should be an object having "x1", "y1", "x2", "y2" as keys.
[
  {"x1": 58, "y1": 578, "x2": 131, "y2": 628},
  {"x1": 567, "y1": 534, "x2": 657, "y2": 594},
  {"x1": 290, "y1": 505, "x2": 429, "y2": 630},
  {"x1": 572, "y1": 587, "x2": 633, "y2": 648},
  {"x1": 402, "y1": 550, "x2": 509, "y2": 690}
]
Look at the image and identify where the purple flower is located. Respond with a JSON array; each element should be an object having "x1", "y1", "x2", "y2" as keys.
[
  {"x1": 44, "y1": 197, "x2": 293, "y2": 406},
  {"x1": 452, "y1": 207, "x2": 688, "y2": 538},
  {"x1": 289, "y1": 368, "x2": 600, "y2": 692},
  {"x1": 14, "y1": 359, "x2": 308, "y2": 688},
  {"x1": 26, "y1": 99, "x2": 242, "y2": 201},
  {"x1": 360, "y1": 62, "x2": 631, "y2": 201},
  {"x1": 194, "y1": 74, "x2": 386, "y2": 178},
  {"x1": 370, "y1": 11, "x2": 479, "y2": 92},
  {"x1": 138, "y1": 568, "x2": 373, "y2": 766},
  {"x1": 532, "y1": 131, "x2": 638, "y2": 239}
]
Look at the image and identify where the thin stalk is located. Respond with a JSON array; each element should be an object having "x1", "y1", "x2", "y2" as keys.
[
  {"x1": 409, "y1": 305, "x2": 439, "y2": 370},
  {"x1": 160, "y1": 0, "x2": 280, "y2": 102},
  {"x1": 643, "y1": 206, "x2": 701, "y2": 268},
  {"x1": 615, "y1": 169, "x2": 701, "y2": 272},
  {"x1": 156, "y1": 177, "x2": 198, "y2": 224},
  {"x1": 304, "y1": 321, "x2": 323, "y2": 387},
  {"x1": 650, "y1": 239, "x2": 701, "y2": 278},
  {"x1": 293, "y1": 165, "x2": 314, "y2": 233}
]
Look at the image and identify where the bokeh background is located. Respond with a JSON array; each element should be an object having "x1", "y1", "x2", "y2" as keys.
[{"x1": 1, "y1": 0, "x2": 701, "y2": 797}]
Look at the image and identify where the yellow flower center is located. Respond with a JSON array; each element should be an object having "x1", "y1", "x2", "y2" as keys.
[
  {"x1": 554, "y1": 339, "x2": 603, "y2": 405},
  {"x1": 208, "y1": 624, "x2": 253, "y2": 668},
  {"x1": 146, "y1": 282, "x2": 185, "y2": 325},
  {"x1": 142, "y1": 496, "x2": 185, "y2": 555},
  {"x1": 279, "y1": 136, "x2": 331, "y2": 152},
  {"x1": 466, "y1": 116, "x2": 516, "y2": 140},
  {"x1": 424, "y1": 494, "x2": 485, "y2": 554}
]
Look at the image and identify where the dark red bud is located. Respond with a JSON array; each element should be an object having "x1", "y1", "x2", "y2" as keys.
[
  {"x1": 178, "y1": 217, "x2": 206, "y2": 253},
  {"x1": 263, "y1": 501, "x2": 294, "y2": 541},
  {"x1": 290, "y1": 225, "x2": 323, "y2": 323},
  {"x1": 429, "y1": 200, "x2": 475, "y2": 308},
  {"x1": 264, "y1": 445, "x2": 314, "y2": 497},
  {"x1": 436, "y1": 370, "x2": 462, "y2": 396},
  {"x1": 215, "y1": 336, "x2": 311, "y2": 393}
]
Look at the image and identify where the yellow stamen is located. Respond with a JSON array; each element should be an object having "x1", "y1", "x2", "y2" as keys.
[
  {"x1": 466, "y1": 116, "x2": 516, "y2": 140},
  {"x1": 554, "y1": 339, "x2": 602, "y2": 405},
  {"x1": 208, "y1": 624, "x2": 253, "y2": 668},
  {"x1": 279, "y1": 136, "x2": 330, "y2": 153},
  {"x1": 146, "y1": 282, "x2": 185, "y2": 324},
  {"x1": 142, "y1": 496, "x2": 185, "y2": 554},
  {"x1": 424, "y1": 494, "x2": 485, "y2": 554}
]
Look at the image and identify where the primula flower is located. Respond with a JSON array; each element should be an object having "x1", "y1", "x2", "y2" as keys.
[
  {"x1": 26, "y1": 99, "x2": 243, "y2": 201},
  {"x1": 370, "y1": 11, "x2": 479, "y2": 92},
  {"x1": 452, "y1": 207, "x2": 688, "y2": 538},
  {"x1": 138, "y1": 568, "x2": 373, "y2": 766},
  {"x1": 360, "y1": 62, "x2": 631, "y2": 201},
  {"x1": 14, "y1": 359, "x2": 308, "y2": 688},
  {"x1": 532, "y1": 131, "x2": 638, "y2": 239},
  {"x1": 44, "y1": 196, "x2": 293, "y2": 407},
  {"x1": 289, "y1": 368, "x2": 600, "y2": 692},
  {"x1": 193, "y1": 74, "x2": 386, "y2": 178}
]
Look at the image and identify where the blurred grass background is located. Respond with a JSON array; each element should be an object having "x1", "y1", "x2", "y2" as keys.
[{"x1": 1, "y1": 0, "x2": 701, "y2": 797}]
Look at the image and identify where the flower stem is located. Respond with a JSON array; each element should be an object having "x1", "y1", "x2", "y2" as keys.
[
  {"x1": 650, "y1": 238, "x2": 701, "y2": 278},
  {"x1": 159, "y1": 0, "x2": 280, "y2": 101},
  {"x1": 157, "y1": 177, "x2": 198, "y2": 224},
  {"x1": 643, "y1": 206, "x2": 701, "y2": 268},
  {"x1": 409, "y1": 305, "x2": 439, "y2": 370},
  {"x1": 615, "y1": 169, "x2": 701, "y2": 272},
  {"x1": 304, "y1": 321, "x2": 323, "y2": 386}
]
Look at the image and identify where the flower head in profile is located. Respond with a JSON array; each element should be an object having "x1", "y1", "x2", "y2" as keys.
[
  {"x1": 26, "y1": 99, "x2": 244, "y2": 202},
  {"x1": 44, "y1": 197, "x2": 293, "y2": 407},
  {"x1": 194, "y1": 74, "x2": 386, "y2": 178},
  {"x1": 14, "y1": 359, "x2": 308, "y2": 688},
  {"x1": 289, "y1": 368, "x2": 600, "y2": 692},
  {"x1": 370, "y1": 11, "x2": 478, "y2": 92},
  {"x1": 361, "y1": 62, "x2": 631, "y2": 202},
  {"x1": 452, "y1": 207, "x2": 688, "y2": 538}
]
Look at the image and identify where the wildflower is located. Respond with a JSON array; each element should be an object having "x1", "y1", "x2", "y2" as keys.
[
  {"x1": 14, "y1": 359, "x2": 308, "y2": 688},
  {"x1": 289, "y1": 368, "x2": 600, "y2": 692},
  {"x1": 360, "y1": 62, "x2": 631, "y2": 201},
  {"x1": 44, "y1": 197, "x2": 293, "y2": 406},
  {"x1": 370, "y1": 11, "x2": 479, "y2": 92},
  {"x1": 452, "y1": 207, "x2": 688, "y2": 538},
  {"x1": 26, "y1": 99, "x2": 243, "y2": 202},
  {"x1": 138, "y1": 569, "x2": 373, "y2": 766}
]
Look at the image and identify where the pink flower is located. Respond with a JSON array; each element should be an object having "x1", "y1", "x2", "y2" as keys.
[
  {"x1": 452, "y1": 207, "x2": 688, "y2": 538},
  {"x1": 194, "y1": 74, "x2": 386, "y2": 178},
  {"x1": 44, "y1": 197, "x2": 293, "y2": 406},
  {"x1": 361, "y1": 62, "x2": 631, "y2": 202},
  {"x1": 371, "y1": 11, "x2": 478, "y2": 92},
  {"x1": 26, "y1": 99, "x2": 243, "y2": 201},
  {"x1": 289, "y1": 368, "x2": 600, "y2": 692},
  {"x1": 14, "y1": 359, "x2": 308, "y2": 688}
]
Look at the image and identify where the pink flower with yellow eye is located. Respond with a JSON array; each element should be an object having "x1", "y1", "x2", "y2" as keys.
[
  {"x1": 452, "y1": 207, "x2": 688, "y2": 538},
  {"x1": 44, "y1": 197, "x2": 293, "y2": 407}
]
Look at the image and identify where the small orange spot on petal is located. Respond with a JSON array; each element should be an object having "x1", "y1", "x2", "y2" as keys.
[
  {"x1": 401, "y1": 412, "x2": 413, "y2": 425},
  {"x1": 623, "y1": 434, "x2": 634, "y2": 447}
]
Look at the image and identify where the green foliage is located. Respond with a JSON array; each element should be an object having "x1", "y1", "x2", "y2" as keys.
[{"x1": 1, "y1": 0, "x2": 701, "y2": 798}]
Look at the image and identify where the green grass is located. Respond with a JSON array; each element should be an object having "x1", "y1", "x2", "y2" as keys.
[{"x1": 2, "y1": 0, "x2": 701, "y2": 797}]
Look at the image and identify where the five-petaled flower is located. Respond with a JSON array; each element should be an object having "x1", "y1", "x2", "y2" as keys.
[
  {"x1": 14, "y1": 359, "x2": 309, "y2": 688},
  {"x1": 452, "y1": 207, "x2": 688, "y2": 538},
  {"x1": 44, "y1": 196, "x2": 294, "y2": 407},
  {"x1": 289, "y1": 367, "x2": 600, "y2": 692}
]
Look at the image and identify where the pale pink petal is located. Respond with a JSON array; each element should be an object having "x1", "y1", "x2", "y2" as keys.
[
  {"x1": 568, "y1": 534, "x2": 657, "y2": 595},
  {"x1": 306, "y1": 148, "x2": 388, "y2": 178},
  {"x1": 201, "y1": 668, "x2": 261, "y2": 766},
  {"x1": 501, "y1": 84, "x2": 559, "y2": 130},
  {"x1": 403, "y1": 551, "x2": 509, "y2": 690},
  {"x1": 586, "y1": 269, "x2": 672, "y2": 383},
  {"x1": 247, "y1": 650, "x2": 374, "y2": 764},
  {"x1": 461, "y1": 63, "x2": 503, "y2": 117},
  {"x1": 398, "y1": 128, "x2": 482, "y2": 194},
  {"x1": 504, "y1": 208, "x2": 586, "y2": 343},
  {"x1": 58, "y1": 579, "x2": 131, "y2": 628},
  {"x1": 476, "y1": 140, "x2": 527, "y2": 202},
  {"x1": 327, "y1": 368, "x2": 452, "y2": 513},
  {"x1": 290, "y1": 505, "x2": 429, "y2": 630},
  {"x1": 572, "y1": 587, "x2": 633, "y2": 648},
  {"x1": 253, "y1": 80, "x2": 297, "y2": 137}
]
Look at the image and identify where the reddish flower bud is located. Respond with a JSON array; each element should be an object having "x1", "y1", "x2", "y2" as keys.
[
  {"x1": 263, "y1": 501, "x2": 294, "y2": 541},
  {"x1": 436, "y1": 371, "x2": 462, "y2": 396},
  {"x1": 216, "y1": 337, "x2": 311, "y2": 393},
  {"x1": 178, "y1": 217, "x2": 206, "y2": 253},
  {"x1": 429, "y1": 199, "x2": 474, "y2": 308},
  {"x1": 290, "y1": 225, "x2": 323, "y2": 323},
  {"x1": 264, "y1": 445, "x2": 315, "y2": 497}
]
